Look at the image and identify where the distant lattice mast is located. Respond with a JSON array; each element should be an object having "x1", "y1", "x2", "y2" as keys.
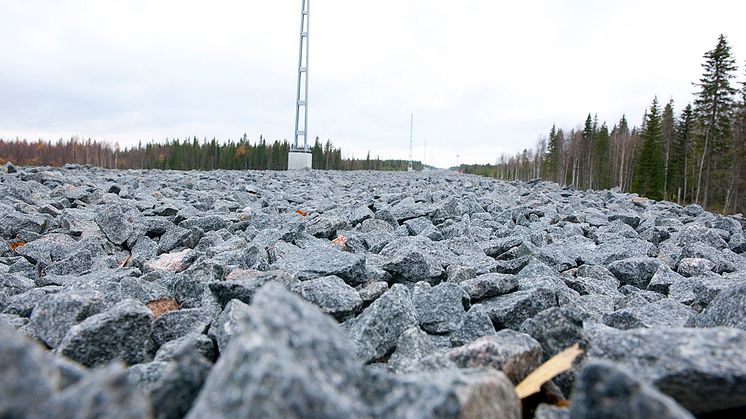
[
  {"x1": 288, "y1": 0, "x2": 312, "y2": 169},
  {"x1": 293, "y1": 0, "x2": 310, "y2": 150}
]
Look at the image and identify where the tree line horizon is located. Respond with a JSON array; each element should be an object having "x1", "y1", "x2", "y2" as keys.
[
  {"x1": 461, "y1": 34, "x2": 746, "y2": 215},
  {"x1": 1, "y1": 35, "x2": 744, "y2": 214},
  {"x1": 0, "y1": 135, "x2": 424, "y2": 173}
]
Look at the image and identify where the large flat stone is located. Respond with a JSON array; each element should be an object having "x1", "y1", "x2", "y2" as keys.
[{"x1": 586, "y1": 326, "x2": 746, "y2": 414}]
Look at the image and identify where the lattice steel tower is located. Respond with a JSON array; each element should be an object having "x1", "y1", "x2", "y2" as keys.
[{"x1": 294, "y1": 0, "x2": 310, "y2": 151}]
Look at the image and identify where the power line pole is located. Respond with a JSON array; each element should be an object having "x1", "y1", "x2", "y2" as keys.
[
  {"x1": 408, "y1": 113, "x2": 414, "y2": 172},
  {"x1": 424, "y1": 138, "x2": 427, "y2": 167}
]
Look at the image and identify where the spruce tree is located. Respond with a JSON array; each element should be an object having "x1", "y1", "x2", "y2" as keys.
[
  {"x1": 543, "y1": 124, "x2": 561, "y2": 182},
  {"x1": 555, "y1": 129, "x2": 565, "y2": 185},
  {"x1": 631, "y1": 97, "x2": 665, "y2": 200},
  {"x1": 593, "y1": 123, "x2": 611, "y2": 190},
  {"x1": 693, "y1": 34, "x2": 738, "y2": 206},
  {"x1": 311, "y1": 138, "x2": 323, "y2": 169},
  {"x1": 582, "y1": 114, "x2": 595, "y2": 188},
  {"x1": 661, "y1": 99, "x2": 675, "y2": 199}
]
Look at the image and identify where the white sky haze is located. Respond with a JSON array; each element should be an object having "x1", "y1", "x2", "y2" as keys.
[{"x1": 1, "y1": 0, "x2": 745, "y2": 168}]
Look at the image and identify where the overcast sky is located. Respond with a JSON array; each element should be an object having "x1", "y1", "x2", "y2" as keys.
[{"x1": 1, "y1": 0, "x2": 745, "y2": 168}]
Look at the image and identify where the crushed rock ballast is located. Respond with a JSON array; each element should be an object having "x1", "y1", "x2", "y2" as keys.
[{"x1": 1, "y1": 165, "x2": 746, "y2": 418}]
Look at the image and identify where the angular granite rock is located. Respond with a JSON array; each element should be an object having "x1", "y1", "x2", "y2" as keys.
[
  {"x1": 388, "y1": 326, "x2": 437, "y2": 373},
  {"x1": 447, "y1": 330, "x2": 543, "y2": 384},
  {"x1": 647, "y1": 265, "x2": 686, "y2": 295},
  {"x1": 344, "y1": 284, "x2": 418, "y2": 363},
  {"x1": 154, "y1": 333, "x2": 216, "y2": 363},
  {"x1": 46, "y1": 363, "x2": 152, "y2": 419},
  {"x1": 413, "y1": 281, "x2": 469, "y2": 334},
  {"x1": 361, "y1": 368, "x2": 520, "y2": 419},
  {"x1": 520, "y1": 307, "x2": 588, "y2": 359},
  {"x1": 0, "y1": 325, "x2": 60, "y2": 418},
  {"x1": 570, "y1": 360, "x2": 695, "y2": 419},
  {"x1": 95, "y1": 204, "x2": 134, "y2": 246},
  {"x1": 149, "y1": 346, "x2": 213, "y2": 419},
  {"x1": 207, "y1": 298, "x2": 251, "y2": 354},
  {"x1": 271, "y1": 245, "x2": 366, "y2": 285},
  {"x1": 480, "y1": 287, "x2": 558, "y2": 330},
  {"x1": 296, "y1": 275, "x2": 363, "y2": 320},
  {"x1": 695, "y1": 283, "x2": 746, "y2": 330},
  {"x1": 459, "y1": 273, "x2": 518, "y2": 301},
  {"x1": 30, "y1": 290, "x2": 106, "y2": 348},
  {"x1": 186, "y1": 283, "x2": 368, "y2": 419},
  {"x1": 586, "y1": 326, "x2": 746, "y2": 414},
  {"x1": 56, "y1": 299, "x2": 153, "y2": 367},
  {"x1": 382, "y1": 245, "x2": 445, "y2": 283},
  {"x1": 450, "y1": 303, "x2": 497, "y2": 347},
  {"x1": 677, "y1": 257, "x2": 716, "y2": 277},
  {"x1": 607, "y1": 257, "x2": 664, "y2": 289},
  {"x1": 602, "y1": 299, "x2": 696, "y2": 330},
  {"x1": 151, "y1": 308, "x2": 211, "y2": 348}
]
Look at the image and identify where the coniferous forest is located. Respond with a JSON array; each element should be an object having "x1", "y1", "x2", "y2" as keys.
[
  {"x1": 462, "y1": 35, "x2": 746, "y2": 214},
  {"x1": 0, "y1": 136, "x2": 423, "y2": 172}
]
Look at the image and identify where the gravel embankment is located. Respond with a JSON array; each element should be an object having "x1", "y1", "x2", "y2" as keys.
[{"x1": 1, "y1": 163, "x2": 745, "y2": 418}]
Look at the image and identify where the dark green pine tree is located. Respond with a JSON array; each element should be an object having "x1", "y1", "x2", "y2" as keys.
[
  {"x1": 661, "y1": 99, "x2": 675, "y2": 199},
  {"x1": 631, "y1": 97, "x2": 665, "y2": 200},
  {"x1": 582, "y1": 114, "x2": 594, "y2": 188},
  {"x1": 311, "y1": 137, "x2": 323, "y2": 169},
  {"x1": 168, "y1": 139, "x2": 182, "y2": 170},
  {"x1": 554, "y1": 129, "x2": 565, "y2": 184},
  {"x1": 593, "y1": 123, "x2": 611, "y2": 190},
  {"x1": 542, "y1": 124, "x2": 561, "y2": 182},
  {"x1": 693, "y1": 34, "x2": 738, "y2": 206}
]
